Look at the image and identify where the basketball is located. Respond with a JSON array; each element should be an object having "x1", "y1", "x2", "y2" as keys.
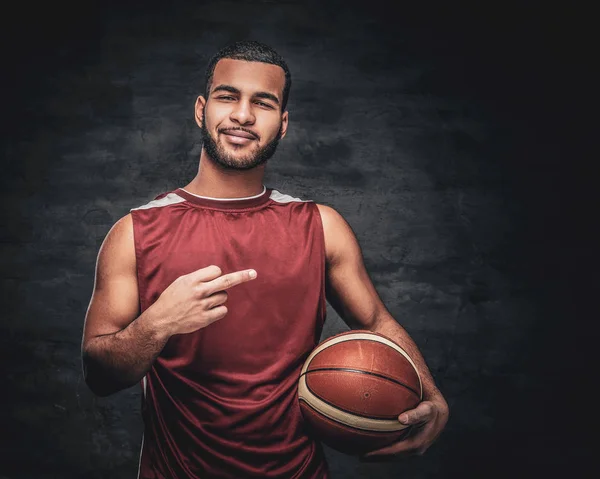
[{"x1": 298, "y1": 330, "x2": 422, "y2": 455}]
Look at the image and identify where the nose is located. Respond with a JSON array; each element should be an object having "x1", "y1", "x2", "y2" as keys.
[{"x1": 229, "y1": 99, "x2": 255, "y2": 125}]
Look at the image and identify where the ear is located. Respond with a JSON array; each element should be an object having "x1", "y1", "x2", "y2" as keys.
[
  {"x1": 194, "y1": 96, "x2": 207, "y2": 128},
  {"x1": 279, "y1": 110, "x2": 289, "y2": 139}
]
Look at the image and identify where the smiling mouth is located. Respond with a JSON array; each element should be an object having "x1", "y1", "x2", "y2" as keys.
[{"x1": 221, "y1": 129, "x2": 258, "y2": 140}]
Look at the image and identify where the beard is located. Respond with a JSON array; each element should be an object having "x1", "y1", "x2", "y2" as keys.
[{"x1": 200, "y1": 112, "x2": 282, "y2": 170}]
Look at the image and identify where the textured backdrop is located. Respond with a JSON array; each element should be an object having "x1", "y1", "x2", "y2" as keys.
[{"x1": 0, "y1": 1, "x2": 594, "y2": 478}]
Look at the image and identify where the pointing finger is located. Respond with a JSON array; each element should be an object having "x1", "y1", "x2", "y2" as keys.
[{"x1": 204, "y1": 269, "x2": 257, "y2": 295}]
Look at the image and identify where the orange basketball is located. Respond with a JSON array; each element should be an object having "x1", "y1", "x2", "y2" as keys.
[{"x1": 298, "y1": 330, "x2": 422, "y2": 455}]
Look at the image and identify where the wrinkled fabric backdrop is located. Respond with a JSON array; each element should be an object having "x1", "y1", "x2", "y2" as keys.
[{"x1": 0, "y1": 1, "x2": 594, "y2": 478}]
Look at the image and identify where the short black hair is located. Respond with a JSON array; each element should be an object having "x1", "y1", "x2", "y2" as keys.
[{"x1": 204, "y1": 40, "x2": 291, "y2": 111}]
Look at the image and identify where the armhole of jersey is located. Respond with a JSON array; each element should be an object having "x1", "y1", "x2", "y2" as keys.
[
  {"x1": 130, "y1": 210, "x2": 146, "y2": 314},
  {"x1": 312, "y1": 202, "x2": 328, "y2": 325},
  {"x1": 141, "y1": 375, "x2": 147, "y2": 398}
]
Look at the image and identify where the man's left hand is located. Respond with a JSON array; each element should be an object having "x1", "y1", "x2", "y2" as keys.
[{"x1": 361, "y1": 395, "x2": 449, "y2": 460}]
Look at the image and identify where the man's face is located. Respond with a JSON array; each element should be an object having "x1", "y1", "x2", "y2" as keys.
[{"x1": 197, "y1": 58, "x2": 288, "y2": 170}]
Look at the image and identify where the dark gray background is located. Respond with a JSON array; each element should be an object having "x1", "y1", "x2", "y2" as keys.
[{"x1": 1, "y1": 0, "x2": 595, "y2": 478}]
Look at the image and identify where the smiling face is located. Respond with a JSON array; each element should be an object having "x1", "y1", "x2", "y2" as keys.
[{"x1": 196, "y1": 58, "x2": 289, "y2": 170}]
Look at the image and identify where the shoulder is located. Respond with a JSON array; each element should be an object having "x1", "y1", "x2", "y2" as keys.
[
  {"x1": 96, "y1": 213, "x2": 136, "y2": 275},
  {"x1": 102, "y1": 213, "x2": 134, "y2": 252},
  {"x1": 315, "y1": 204, "x2": 360, "y2": 263},
  {"x1": 316, "y1": 203, "x2": 341, "y2": 221},
  {"x1": 315, "y1": 204, "x2": 352, "y2": 232}
]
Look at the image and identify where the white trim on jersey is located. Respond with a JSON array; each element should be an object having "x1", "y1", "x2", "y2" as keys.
[
  {"x1": 137, "y1": 376, "x2": 147, "y2": 479},
  {"x1": 180, "y1": 186, "x2": 267, "y2": 201},
  {"x1": 130, "y1": 192, "x2": 186, "y2": 211},
  {"x1": 269, "y1": 190, "x2": 310, "y2": 203},
  {"x1": 136, "y1": 433, "x2": 145, "y2": 479}
]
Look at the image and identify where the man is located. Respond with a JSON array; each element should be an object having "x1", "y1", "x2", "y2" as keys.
[{"x1": 81, "y1": 41, "x2": 449, "y2": 478}]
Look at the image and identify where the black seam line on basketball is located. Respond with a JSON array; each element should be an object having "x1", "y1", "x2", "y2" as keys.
[
  {"x1": 300, "y1": 367, "x2": 420, "y2": 398},
  {"x1": 299, "y1": 398, "x2": 407, "y2": 433},
  {"x1": 303, "y1": 380, "x2": 404, "y2": 421}
]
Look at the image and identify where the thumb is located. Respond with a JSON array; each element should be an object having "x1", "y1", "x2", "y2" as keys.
[{"x1": 399, "y1": 402, "x2": 434, "y2": 425}]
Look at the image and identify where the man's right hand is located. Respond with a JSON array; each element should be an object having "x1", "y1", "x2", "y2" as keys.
[
  {"x1": 82, "y1": 214, "x2": 259, "y2": 395},
  {"x1": 151, "y1": 265, "x2": 258, "y2": 337}
]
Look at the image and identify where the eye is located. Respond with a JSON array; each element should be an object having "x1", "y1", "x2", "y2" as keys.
[
  {"x1": 256, "y1": 101, "x2": 273, "y2": 109},
  {"x1": 217, "y1": 95, "x2": 236, "y2": 101}
]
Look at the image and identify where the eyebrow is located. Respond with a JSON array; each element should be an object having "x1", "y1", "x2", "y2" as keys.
[
  {"x1": 212, "y1": 84, "x2": 240, "y2": 95},
  {"x1": 254, "y1": 91, "x2": 280, "y2": 106},
  {"x1": 212, "y1": 84, "x2": 280, "y2": 106}
]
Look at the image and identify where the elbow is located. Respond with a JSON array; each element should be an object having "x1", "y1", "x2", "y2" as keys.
[
  {"x1": 81, "y1": 349, "x2": 124, "y2": 397},
  {"x1": 364, "y1": 308, "x2": 393, "y2": 332},
  {"x1": 83, "y1": 372, "x2": 118, "y2": 397},
  {"x1": 85, "y1": 383, "x2": 116, "y2": 398}
]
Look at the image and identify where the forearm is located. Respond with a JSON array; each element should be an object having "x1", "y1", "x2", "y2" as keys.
[
  {"x1": 369, "y1": 314, "x2": 446, "y2": 404},
  {"x1": 82, "y1": 307, "x2": 171, "y2": 396}
]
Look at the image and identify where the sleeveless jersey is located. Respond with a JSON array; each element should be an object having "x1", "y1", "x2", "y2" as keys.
[{"x1": 130, "y1": 186, "x2": 329, "y2": 479}]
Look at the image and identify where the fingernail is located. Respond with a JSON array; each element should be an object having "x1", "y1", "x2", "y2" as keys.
[
  {"x1": 399, "y1": 414, "x2": 410, "y2": 424},
  {"x1": 248, "y1": 270, "x2": 257, "y2": 279}
]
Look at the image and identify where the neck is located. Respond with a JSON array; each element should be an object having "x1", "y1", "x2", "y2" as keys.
[{"x1": 183, "y1": 150, "x2": 266, "y2": 198}]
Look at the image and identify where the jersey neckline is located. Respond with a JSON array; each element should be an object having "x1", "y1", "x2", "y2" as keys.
[{"x1": 175, "y1": 186, "x2": 272, "y2": 210}]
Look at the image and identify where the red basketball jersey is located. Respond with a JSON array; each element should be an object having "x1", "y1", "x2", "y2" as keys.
[{"x1": 130, "y1": 186, "x2": 329, "y2": 479}]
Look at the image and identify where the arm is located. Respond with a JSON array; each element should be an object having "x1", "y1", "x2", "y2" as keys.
[
  {"x1": 81, "y1": 214, "x2": 258, "y2": 397},
  {"x1": 81, "y1": 214, "x2": 170, "y2": 397},
  {"x1": 317, "y1": 204, "x2": 449, "y2": 456}
]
